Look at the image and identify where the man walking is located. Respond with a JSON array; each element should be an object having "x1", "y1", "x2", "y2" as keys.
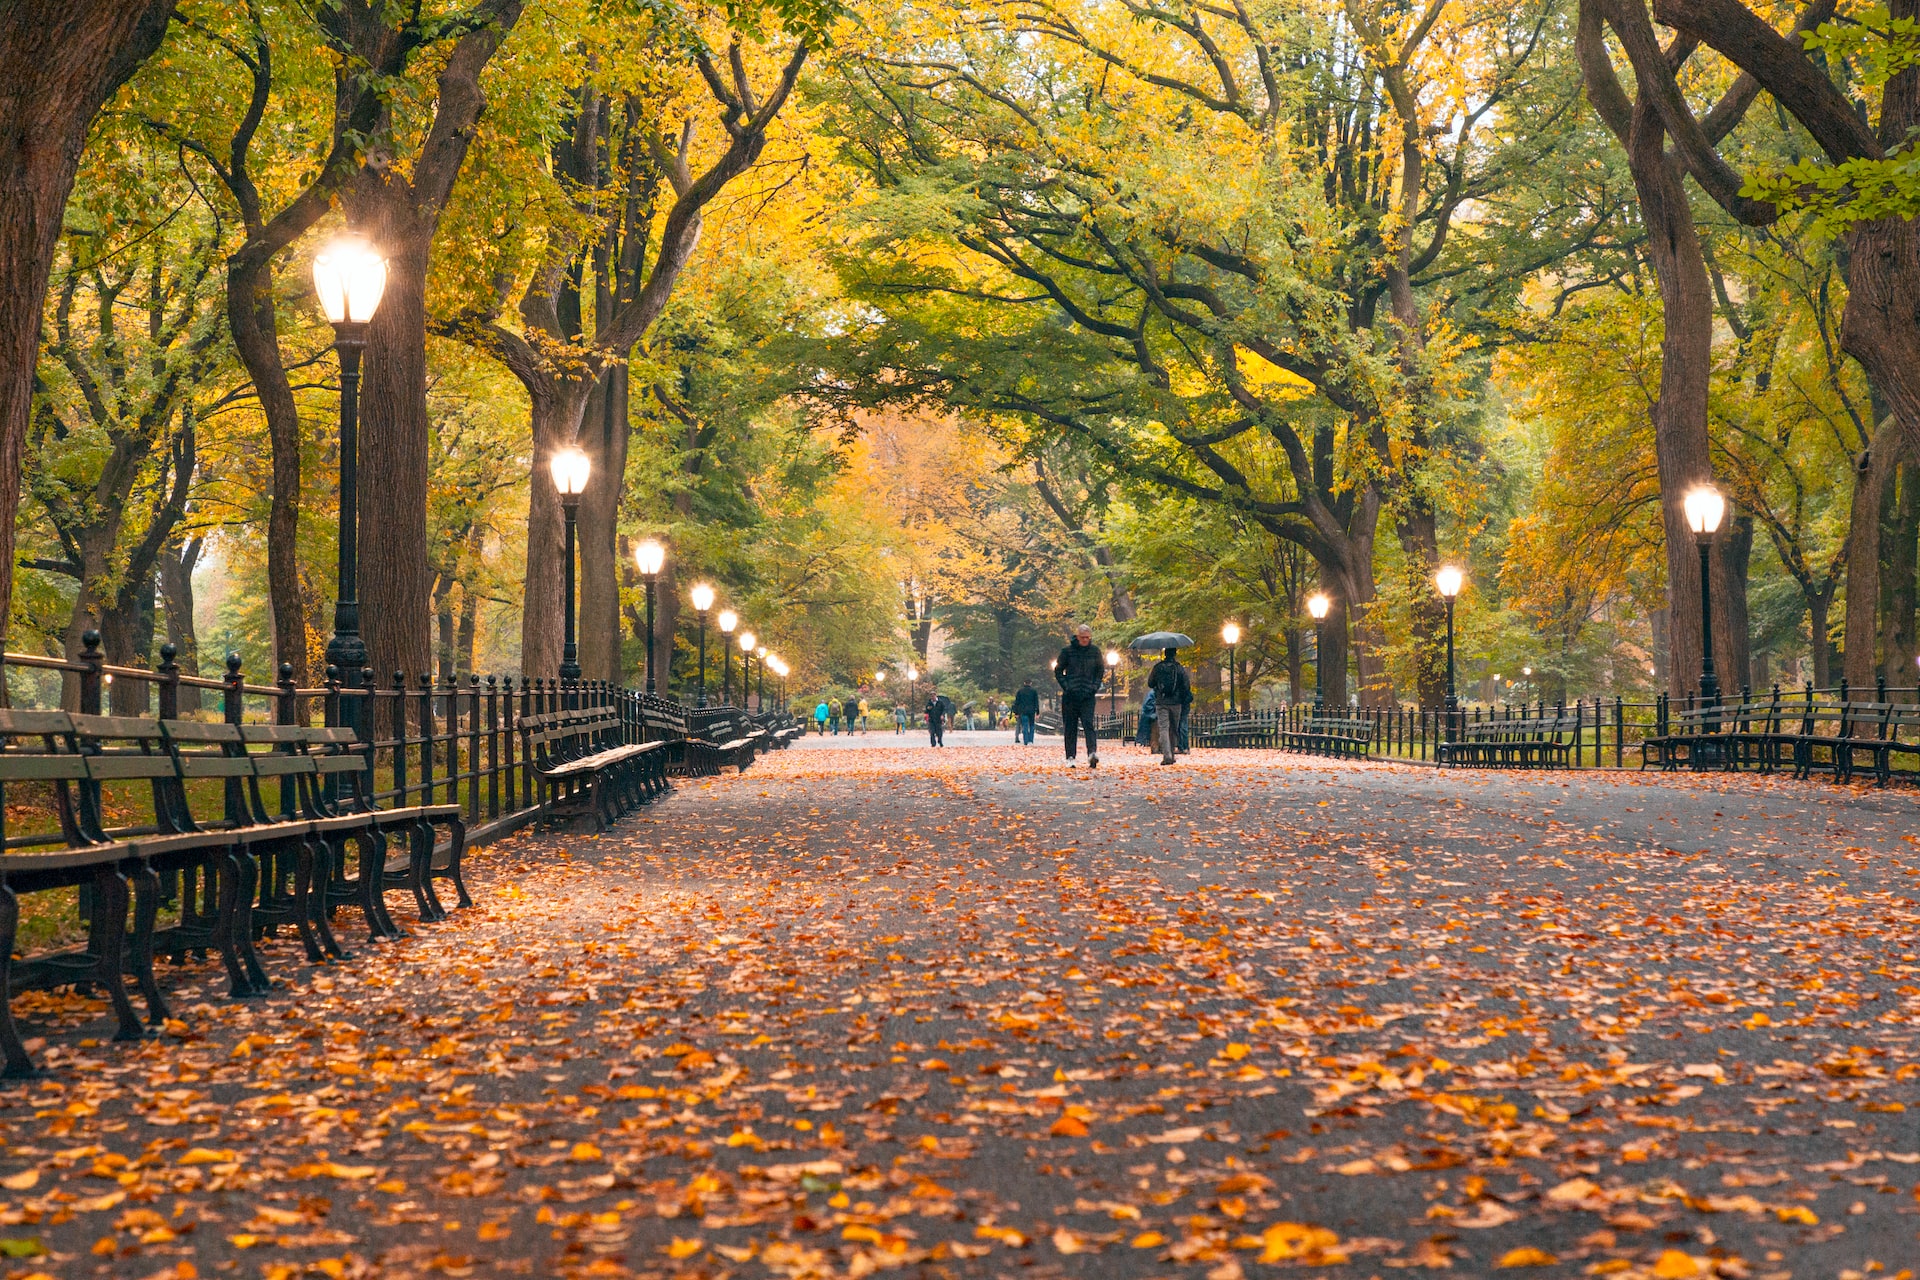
[
  {"x1": 814, "y1": 699, "x2": 829, "y2": 734},
  {"x1": 925, "y1": 691, "x2": 948, "y2": 747},
  {"x1": 1052, "y1": 623, "x2": 1105, "y2": 768},
  {"x1": 1148, "y1": 647, "x2": 1193, "y2": 765},
  {"x1": 1012, "y1": 679, "x2": 1039, "y2": 745}
]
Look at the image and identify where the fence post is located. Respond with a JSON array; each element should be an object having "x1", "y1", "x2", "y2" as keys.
[
  {"x1": 486, "y1": 675, "x2": 500, "y2": 821},
  {"x1": 77, "y1": 630, "x2": 104, "y2": 716},
  {"x1": 419, "y1": 673, "x2": 435, "y2": 806},
  {"x1": 1614, "y1": 696, "x2": 1624, "y2": 768},
  {"x1": 157, "y1": 642, "x2": 180, "y2": 721},
  {"x1": 468, "y1": 674, "x2": 482, "y2": 824},
  {"x1": 277, "y1": 663, "x2": 298, "y2": 818},
  {"x1": 220, "y1": 653, "x2": 244, "y2": 822},
  {"x1": 392, "y1": 671, "x2": 409, "y2": 809}
]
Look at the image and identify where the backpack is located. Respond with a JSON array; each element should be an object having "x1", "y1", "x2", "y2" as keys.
[{"x1": 1150, "y1": 661, "x2": 1181, "y2": 698}]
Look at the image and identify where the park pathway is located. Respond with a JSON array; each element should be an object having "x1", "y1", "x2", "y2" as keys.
[{"x1": 4, "y1": 739, "x2": 1920, "y2": 1278}]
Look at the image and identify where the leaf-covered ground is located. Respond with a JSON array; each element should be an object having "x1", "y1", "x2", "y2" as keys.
[{"x1": 4, "y1": 737, "x2": 1920, "y2": 1279}]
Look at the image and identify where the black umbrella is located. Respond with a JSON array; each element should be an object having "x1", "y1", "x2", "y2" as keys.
[{"x1": 1129, "y1": 631, "x2": 1195, "y2": 651}]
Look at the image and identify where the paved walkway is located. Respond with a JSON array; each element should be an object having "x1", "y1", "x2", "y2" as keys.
[{"x1": 4, "y1": 742, "x2": 1919, "y2": 1278}]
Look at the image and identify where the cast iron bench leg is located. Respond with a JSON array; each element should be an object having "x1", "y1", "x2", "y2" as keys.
[
  {"x1": 94, "y1": 868, "x2": 145, "y2": 1043},
  {"x1": 0, "y1": 882, "x2": 39, "y2": 1077},
  {"x1": 432, "y1": 815, "x2": 471, "y2": 911},
  {"x1": 128, "y1": 863, "x2": 169, "y2": 1026}
]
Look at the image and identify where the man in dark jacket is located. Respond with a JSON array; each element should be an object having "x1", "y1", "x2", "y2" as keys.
[
  {"x1": 1052, "y1": 623, "x2": 1105, "y2": 767},
  {"x1": 1011, "y1": 680, "x2": 1040, "y2": 745},
  {"x1": 924, "y1": 692, "x2": 947, "y2": 747},
  {"x1": 1148, "y1": 647, "x2": 1193, "y2": 765}
]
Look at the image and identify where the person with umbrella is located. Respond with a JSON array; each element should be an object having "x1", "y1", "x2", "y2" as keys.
[
  {"x1": 1148, "y1": 645, "x2": 1194, "y2": 764},
  {"x1": 1052, "y1": 623, "x2": 1106, "y2": 767}
]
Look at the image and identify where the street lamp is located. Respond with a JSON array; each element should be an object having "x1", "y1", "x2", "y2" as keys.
[
  {"x1": 689, "y1": 582, "x2": 715, "y2": 706},
  {"x1": 633, "y1": 538, "x2": 666, "y2": 695},
  {"x1": 755, "y1": 645, "x2": 768, "y2": 710},
  {"x1": 549, "y1": 445, "x2": 591, "y2": 682},
  {"x1": 1683, "y1": 484, "x2": 1726, "y2": 712},
  {"x1": 739, "y1": 630, "x2": 757, "y2": 711},
  {"x1": 718, "y1": 609, "x2": 738, "y2": 704},
  {"x1": 1306, "y1": 593, "x2": 1331, "y2": 715},
  {"x1": 1221, "y1": 622, "x2": 1241, "y2": 714},
  {"x1": 313, "y1": 236, "x2": 386, "y2": 742},
  {"x1": 1105, "y1": 648, "x2": 1121, "y2": 721},
  {"x1": 1435, "y1": 566, "x2": 1464, "y2": 739}
]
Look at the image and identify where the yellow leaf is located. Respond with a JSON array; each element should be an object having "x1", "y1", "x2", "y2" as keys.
[
  {"x1": 1223, "y1": 1043, "x2": 1250, "y2": 1061},
  {"x1": 2, "y1": 1169, "x2": 38, "y2": 1190},
  {"x1": 1744, "y1": 1012, "x2": 1772, "y2": 1028},
  {"x1": 1259, "y1": 1222, "x2": 1345, "y2": 1263},
  {"x1": 178, "y1": 1149, "x2": 235, "y2": 1166},
  {"x1": 91, "y1": 1237, "x2": 116, "y2": 1255},
  {"x1": 1132, "y1": 1231, "x2": 1166, "y2": 1248},
  {"x1": 227, "y1": 1234, "x2": 261, "y2": 1249},
  {"x1": 477, "y1": 1222, "x2": 509, "y2": 1242},
  {"x1": 1775, "y1": 1205, "x2": 1818, "y2": 1224},
  {"x1": 1497, "y1": 1247, "x2": 1559, "y2": 1267},
  {"x1": 569, "y1": 1143, "x2": 602, "y2": 1162},
  {"x1": 1652, "y1": 1251, "x2": 1706, "y2": 1279},
  {"x1": 843, "y1": 1225, "x2": 882, "y2": 1244},
  {"x1": 1049, "y1": 1115, "x2": 1089, "y2": 1137},
  {"x1": 666, "y1": 1237, "x2": 703, "y2": 1259},
  {"x1": 975, "y1": 1224, "x2": 1027, "y2": 1247}
]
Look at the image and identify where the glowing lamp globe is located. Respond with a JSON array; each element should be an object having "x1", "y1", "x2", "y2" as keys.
[
  {"x1": 549, "y1": 446, "x2": 591, "y2": 496},
  {"x1": 634, "y1": 539, "x2": 665, "y2": 576},
  {"x1": 1683, "y1": 485, "x2": 1726, "y2": 536},
  {"x1": 1435, "y1": 566, "x2": 1464, "y2": 598},
  {"x1": 312, "y1": 237, "x2": 387, "y2": 326},
  {"x1": 690, "y1": 582, "x2": 715, "y2": 612}
]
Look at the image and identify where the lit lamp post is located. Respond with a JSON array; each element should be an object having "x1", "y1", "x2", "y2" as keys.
[
  {"x1": 738, "y1": 630, "x2": 757, "y2": 710},
  {"x1": 1435, "y1": 566, "x2": 1464, "y2": 739},
  {"x1": 689, "y1": 582, "x2": 715, "y2": 706},
  {"x1": 549, "y1": 446, "x2": 591, "y2": 683},
  {"x1": 312, "y1": 237, "x2": 387, "y2": 742},
  {"x1": 1683, "y1": 484, "x2": 1726, "y2": 713},
  {"x1": 634, "y1": 538, "x2": 665, "y2": 694},
  {"x1": 1105, "y1": 648, "x2": 1121, "y2": 721},
  {"x1": 1307, "y1": 593, "x2": 1331, "y2": 714},
  {"x1": 755, "y1": 645, "x2": 768, "y2": 710},
  {"x1": 718, "y1": 610, "x2": 738, "y2": 704},
  {"x1": 1221, "y1": 622, "x2": 1241, "y2": 714}
]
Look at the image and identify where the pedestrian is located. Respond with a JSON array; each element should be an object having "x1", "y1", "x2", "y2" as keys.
[
  {"x1": 1052, "y1": 623, "x2": 1105, "y2": 768},
  {"x1": 925, "y1": 691, "x2": 948, "y2": 747},
  {"x1": 856, "y1": 698, "x2": 869, "y2": 734},
  {"x1": 1136, "y1": 687, "x2": 1158, "y2": 750},
  {"x1": 894, "y1": 703, "x2": 907, "y2": 734},
  {"x1": 1012, "y1": 679, "x2": 1039, "y2": 745},
  {"x1": 1148, "y1": 646, "x2": 1193, "y2": 765},
  {"x1": 814, "y1": 699, "x2": 829, "y2": 735}
]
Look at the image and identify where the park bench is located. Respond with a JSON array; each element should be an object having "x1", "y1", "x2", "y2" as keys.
[
  {"x1": 1200, "y1": 718, "x2": 1279, "y2": 749},
  {"x1": 521, "y1": 706, "x2": 668, "y2": 828},
  {"x1": 1640, "y1": 700, "x2": 1774, "y2": 771},
  {"x1": 1834, "y1": 702, "x2": 1920, "y2": 786},
  {"x1": 1438, "y1": 714, "x2": 1577, "y2": 768},
  {"x1": 1279, "y1": 715, "x2": 1372, "y2": 759}
]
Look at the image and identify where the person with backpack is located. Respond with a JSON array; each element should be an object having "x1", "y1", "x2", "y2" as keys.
[
  {"x1": 1052, "y1": 623, "x2": 1105, "y2": 768},
  {"x1": 1148, "y1": 647, "x2": 1193, "y2": 765},
  {"x1": 1012, "y1": 679, "x2": 1040, "y2": 745}
]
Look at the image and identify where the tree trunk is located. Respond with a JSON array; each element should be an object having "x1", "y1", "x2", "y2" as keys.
[
  {"x1": 1809, "y1": 588, "x2": 1835, "y2": 688},
  {"x1": 1884, "y1": 459, "x2": 1919, "y2": 683},
  {"x1": 349, "y1": 194, "x2": 435, "y2": 682},
  {"x1": 1718, "y1": 513, "x2": 1753, "y2": 694},
  {"x1": 1842, "y1": 439, "x2": 1897, "y2": 686},
  {"x1": 457, "y1": 587, "x2": 479, "y2": 677},
  {"x1": 100, "y1": 575, "x2": 157, "y2": 716},
  {"x1": 1396, "y1": 505, "x2": 1447, "y2": 710},
  {"x1": 435, "y1": 575, "x2": 457, "y2": 683},
  {"x1": 158, "y1": 535, "x2": 202, "y2": 712},
  {"x1": 577, "y1": 365, "x2": 631, "y2": 682},
  {"x1": 1286, "y1": 626, "x2": 1302, "y2": 703},
  {"x1": 1318, "y1": 594, "x2": 1351, "y2": 708},
  {"x1": 0, "y1": 0, "x2": 176, "y2": 648},
  {"x1": 519, "y1": 382, "x2": 585, "y2": 682}
]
